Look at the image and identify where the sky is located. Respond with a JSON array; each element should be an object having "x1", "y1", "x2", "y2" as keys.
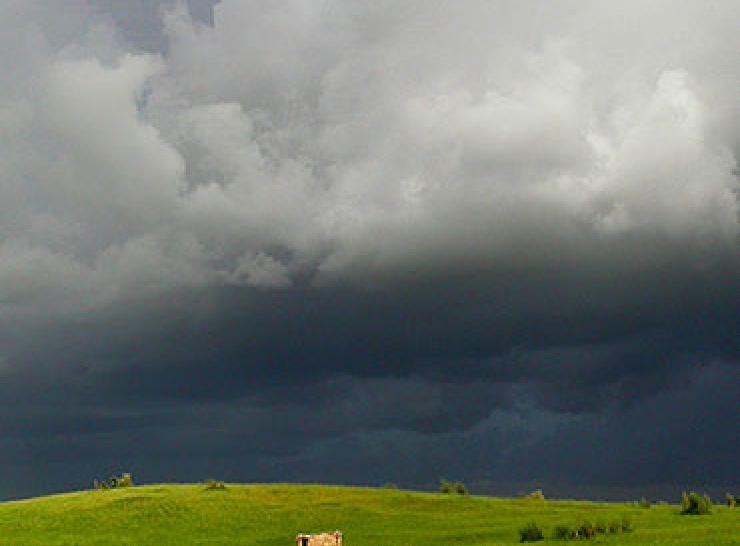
[{"x1": 0, "y1": 0, "x2": 738, "y2": 500}]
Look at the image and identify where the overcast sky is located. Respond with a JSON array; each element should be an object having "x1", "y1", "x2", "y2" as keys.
[{"x1": 0, "y1": 0, "x2": 738, "y2": 500}]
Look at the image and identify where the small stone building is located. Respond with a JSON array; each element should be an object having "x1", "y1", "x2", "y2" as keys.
[{"x1": 295, "y1": 531, "x2": 342, "y2": 546}]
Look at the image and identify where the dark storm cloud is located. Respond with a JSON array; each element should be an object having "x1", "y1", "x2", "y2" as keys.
[{"x1": 0, "y1": 0, "x2": 738, "y2": 499}]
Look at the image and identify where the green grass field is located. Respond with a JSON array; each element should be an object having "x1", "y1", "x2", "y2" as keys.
[{"x1": 0, "y1": 484, "x2": 736, "y2": 545}]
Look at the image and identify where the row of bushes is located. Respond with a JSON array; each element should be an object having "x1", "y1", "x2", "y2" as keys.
[
  {"x1": 93, "y1": 472, "x2": 134, "y2": 490},
  {"x1": 438, "y1": 481, "x2": 547, "y2": 499},
  {"x1": 520, "y1": 519, "x2": 632, "y2": 542},
  {"x1": 94, "y1": 475, "x2": 230, "y2": 492},
  {"x1": 430, "y1": 481, "x2": 735, "y2": 515},
  {"x1": 637, "y1": 491, "x2": 731, "y2": 514}
]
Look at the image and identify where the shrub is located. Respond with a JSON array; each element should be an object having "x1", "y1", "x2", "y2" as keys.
[
  {"x1": 439, "y1": 479, "x2": 452, "y2": 494},
  {"x1": 439, "y1": 479, "x2": 467, "y2": 495},
  {"x1": 527, "y1": 489, "x2": 545, "y2": 501},
  {"x1": 204, "y1": 480, "x2": 226, "y2": 490},
  {"x1": 453, "y1": 481, "x2": 469, "y2": 495},
  {"x1": 518, "y1": 522, "x2": 544, "y2": 542},
  {"x1": 726, "y1": 493, "x2": 736, "y2": 508},
  {"x1": 681, "y1": 491, "x2": 689, "y2": 510},
  {"x1": 551, "y1": 519, "x2": 631, "y2": 540},
  {"x1": 576, "y1": 521, "x2": 596, "y2": 539},
  {"x1": 638, "y1": 497, "x2": 651, "y2": 508},
  {"x1": 552, "y1": 525, "x2": 571, "y2": 540},
  {"x1": 681, "y1": 491, "x2": 711, "y2": 515}
]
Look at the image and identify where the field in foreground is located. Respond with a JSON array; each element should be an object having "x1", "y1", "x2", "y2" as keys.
[{"x1": 0, "y1": 484, "x2": 736, "y2": 546}]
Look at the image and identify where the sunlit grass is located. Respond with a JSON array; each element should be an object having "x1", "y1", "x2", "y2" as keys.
[{"x1": 0, "y1": 484, "x2": 736, "y2": 545}]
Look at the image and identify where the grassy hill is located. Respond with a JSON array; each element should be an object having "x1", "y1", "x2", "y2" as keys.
[{"x1": 0, "y1": 484, "x2": 736, "y2": 545}]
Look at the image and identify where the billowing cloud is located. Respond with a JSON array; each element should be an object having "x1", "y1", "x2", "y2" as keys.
[{"x1": 0, "y1": 0, "x2": 737, "y2": 499}]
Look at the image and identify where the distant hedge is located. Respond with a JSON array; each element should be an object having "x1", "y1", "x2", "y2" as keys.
[{"x1": 93, "y1": 473, "x2": 133, "y2": 490}]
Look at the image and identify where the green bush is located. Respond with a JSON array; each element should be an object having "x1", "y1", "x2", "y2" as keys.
[
  {"x1": 453, "y1": 481, "x2": 468, "y2": 495},
  {"x1": 553, "y1": 519, "x2": 631, "y2": 540},
  {"x1": 439, "y1": 479, "x2": 467, "y2": 495},
  {"x1": 518, "y1": 522, "x2": 544, "y2": 542},
  {"x1": 638, "y1": 497, "x2": 651, "y2": 508},
  {"x1": 576, "y1": 521, "x2": 596, "y2": 539},
  {"x1": 681, "y1": 491, "x2": 711, "y2": 515}
]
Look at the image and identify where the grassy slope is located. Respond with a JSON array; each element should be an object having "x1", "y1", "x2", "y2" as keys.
[{"x1": 0, "y1": 484, "x2": 736, "y2": 546}]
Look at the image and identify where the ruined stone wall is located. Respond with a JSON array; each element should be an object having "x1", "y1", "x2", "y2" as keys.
[
  {"x1": 310, "y1": 533, "x2": 342, "y2": 546},
  {"x1": 296, "y1": 531, "x2": 342, "y2": 546}
]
